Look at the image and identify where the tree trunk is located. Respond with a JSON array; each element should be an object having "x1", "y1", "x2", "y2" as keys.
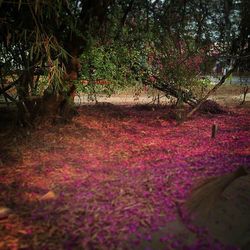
[
  {"x1": 240, "y1": 86, "x2": 249, "y2": 105},
  {"x1": 150, "y1": 82, "x2": 198, "y2": 107},
  {"x1": 41, "y1": 49, "x2": 81, "y2": 122}
]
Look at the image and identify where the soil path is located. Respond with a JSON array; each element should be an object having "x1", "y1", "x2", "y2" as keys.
[{"x1": 74, "y1": 92, "x2": 250, "y2": 106}]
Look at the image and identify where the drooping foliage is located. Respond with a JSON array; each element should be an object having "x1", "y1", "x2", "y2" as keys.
[{"x1": 0, "y1": 0, "x2": 249, "y2": 121}]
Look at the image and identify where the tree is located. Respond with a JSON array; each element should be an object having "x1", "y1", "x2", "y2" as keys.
[
  {"x1": 0, "y1": 0, "x2": 114, "y2": 123},
  {"x1": 0, "y1": 0, "x2": 249, "y2": 123}
]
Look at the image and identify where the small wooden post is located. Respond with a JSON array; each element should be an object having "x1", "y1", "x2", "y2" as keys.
[{"x1": 211, "y1": 124, "x2": 218, "y2": 138}]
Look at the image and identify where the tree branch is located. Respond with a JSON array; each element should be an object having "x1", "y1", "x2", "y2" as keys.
[
  {"x1": 115, "y1": 0, "x2": 135, "y2": 40},
  {"x1": 187, "y1": 66, "x2": 236, "y2": 118},
  {"x1": 0, "y1": 77, "x2": 20, "y2": 96}
]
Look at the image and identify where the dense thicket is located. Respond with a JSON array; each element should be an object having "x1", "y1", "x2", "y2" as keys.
[{"x1": 0, "y1": 0, "x2": 249, "y2": 123}]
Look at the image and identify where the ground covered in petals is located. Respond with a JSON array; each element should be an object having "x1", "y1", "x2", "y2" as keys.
[{"x1": 0, "y1": 104, "x2": 249, "y2": 249}]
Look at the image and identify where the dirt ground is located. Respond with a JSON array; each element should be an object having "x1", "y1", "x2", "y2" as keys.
[
  {"x1": 0, "y1": 85, "x2": 249, "y2": 249},
  {"x1": 74, "y1": 84, "x2": 250, "y2": 107}
]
